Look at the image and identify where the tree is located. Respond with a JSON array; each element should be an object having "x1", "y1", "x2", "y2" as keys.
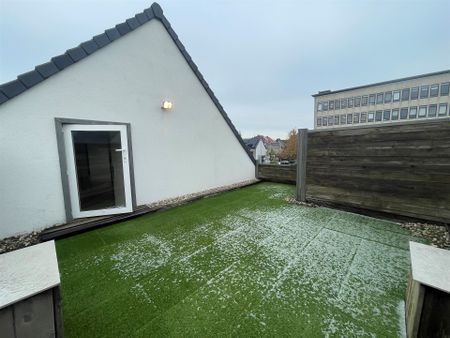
[
  {"x1": 279, "y1": 129, "x2": 297, "y2": 160},
  {"x1": 266, "y1": 147, "x2": 276, "y2": 163}
]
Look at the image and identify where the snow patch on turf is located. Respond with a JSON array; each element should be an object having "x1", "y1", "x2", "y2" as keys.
[
  {"x1": 110, "y1": 234, "x2": 172, "y2": 279},
  {"x1": 131, "y1": 283, "x2": 153, "y2": 304}
]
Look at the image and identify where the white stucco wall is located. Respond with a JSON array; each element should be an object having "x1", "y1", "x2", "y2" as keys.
[{"x1": 0, "y1": 20, "x2": 255, "y2": 238}]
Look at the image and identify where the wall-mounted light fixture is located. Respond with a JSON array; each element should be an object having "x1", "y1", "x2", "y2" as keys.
[{"x1": 161, "y1": 100, "x2": 173, "y2": 110}]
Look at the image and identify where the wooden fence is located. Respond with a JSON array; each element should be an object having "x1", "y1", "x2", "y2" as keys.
[
  {"x1": 256, "y1": 119, "x2": 450, "y2": 223},
  {"x1": 257, "y1": 164, "x2": 296, "y2": 184},
  {"x1": 296, "y1": 119, "x2": 450, "y2": 224}
]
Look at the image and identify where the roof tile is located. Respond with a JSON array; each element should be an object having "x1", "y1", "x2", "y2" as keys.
[
  {"x1": 35, "y1": 62, "x2": 59, "y2": 78},
  {"x1": 105, "y1": 28, "x2": 120, "y2": 41},
  {"x1": 80, "y1": 40, "x2": 99, "y2": 55},
  {"x1": 0, "y1": 91, "x2": 8, "y2": 104},
  {"x1": 51, "y1": 54, "x2": 74, "y2": 70},
  {"x1": 17, "y1": 70, "x2": 44, "y2": 88},
  {"x1": 135, "y1": 12, "x2": 148, "y2": 24},
  {"x1": 116, "y1": 22, "x2": 131, "y2": 35},
  {"x1": 67, "y1": 47, "x2": 87, "y2": 62},
  {"x1": 0, "y1": 80, "x2": 27, "y2": 99},
  {"x1": 126, "y1": 17, "x2": 140, "y2": 30},
  {"x1": 160, "y1": 17, "x2": 171, "y2": 28},
  {"x1": 93, "y1": 33, "x2": 110, "y2": 48},
  {"x1": 151, "y1": 3, "x2": 164, "y2": 18},
  {"x1": 144, "y1": 8, "x2": 155, "y2": 20},
  {"x1": 175, "y1": 39, "x2": 185, "y2": 52}
]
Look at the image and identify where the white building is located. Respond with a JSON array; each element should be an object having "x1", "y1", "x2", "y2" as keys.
[
  {"x1": 243, "y1": 138, "x2": 267, "y2": 162},
  {"x1": 0, "y1": 3, "x2": 255, "y2": 239},
  {"x1": 313, "y1": 70, "x2": 450, "y2": 129}
]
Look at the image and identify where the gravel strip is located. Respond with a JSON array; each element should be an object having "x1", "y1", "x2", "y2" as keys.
[
  {"x1": 0, "y1": 231, "x2": 41, "y2": 255},
  {"x1": 285, "y1": 197, "x2": 318, "y2": 208},
  {"x1": 400, "y1": 222, "x2": 450, "y2": 249},
  {"x1": 147, "y1": 179, "x2": 260, "y2": 209}
]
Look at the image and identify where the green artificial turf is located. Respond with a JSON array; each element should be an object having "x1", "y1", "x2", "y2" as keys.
[{"x1": 56, "y1": 182, "x2": 424, "y2": 337}]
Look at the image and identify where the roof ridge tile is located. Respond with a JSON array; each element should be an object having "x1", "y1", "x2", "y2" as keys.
[{"x1": 17, "y1": 70, "x2": 44, "y2": 88}]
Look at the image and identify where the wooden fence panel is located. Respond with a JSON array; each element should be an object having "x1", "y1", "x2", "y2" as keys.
[
  {"x1": 257, "y1": 164, "x2": 296, "y2": 184},
  {"x1": 305, "y1": 119, "x2": 450, "y2": 223}
]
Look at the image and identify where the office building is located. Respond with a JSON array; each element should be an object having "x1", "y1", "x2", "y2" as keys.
[{"x1": 313, "y1": 70, "x2": 450, "y2": 129}]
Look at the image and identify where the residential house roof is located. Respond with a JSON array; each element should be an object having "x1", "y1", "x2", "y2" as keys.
[{"x1": 243, "y1": 138, "x2": 262, "y2": 150}]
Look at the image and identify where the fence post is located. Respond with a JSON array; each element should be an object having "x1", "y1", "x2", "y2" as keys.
[{"x1": 296, "y1": 128, "x2": 308, "y2": 201}]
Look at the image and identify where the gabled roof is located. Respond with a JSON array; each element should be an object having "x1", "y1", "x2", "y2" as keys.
[
  {"x1": 0, "y1": 2, "x2": 255, "y2": 164},
  {"x1": 243, "y1": 137, "x2": 263, "y2": 150}
]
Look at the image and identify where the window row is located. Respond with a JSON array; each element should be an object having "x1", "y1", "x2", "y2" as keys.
[
  {"x1": 316, "y1": 103, "x2": 449, "y2": 127},
  {"x1": 317, "y1": 82, "x2": 450, "y2": 112}
]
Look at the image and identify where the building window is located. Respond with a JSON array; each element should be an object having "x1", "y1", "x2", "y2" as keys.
[
  {"x1": 335, "y1": 99, "x2": 340, "y2": 110},
  {"x1": 441, "y1": 82, "x2": 449, "y2": 96},
  {"x1": 360, "y1": 112, "x2": 367, "y2": 123},
  {"x1": 323, "y1": 117, "x2": 328, "y2": 126},
  {"x1": 375, "y1": 110, "x2": 382, "y2": 121},
  {"x1": 439, "y1": 103, "x2": 448, "y2": 116},
  {"x1": 340, "y1": 114, "x2": 346, "y2": 125},
  {"x1": 376, "y1": 93, "x2": 384, "y2": 104},
  {"x1": 362, "y1": 95, "x2": 368, "y2": 106},
  {"x1": 335, "y1": 115, "x2": 340, "y2": 124},
  {"x1": 400, "y1": 107, "x2": 409, "y2": 119},
  {"x1": 428, "y1": 104, "x2": 437, "y2": 117},
  {"x1": 401, "y1": 88, "x2": 410, "y2": 101},
  {"x1": 392, "y1": 109, "x2": 399, "y2": 120},
  {"x1": 317, "y1": 117, "x2": 322, "y2": 126},
  {"x1": 410, "y1": 87, "x2": 419, "y2": 100},
  {"x1": 323, "y1": 101, "x2": 329, "y2": 111},
  {"x1": 355, "y1": 96, "x2": 361, "y2": 107},
  {"x1": 353, "y1": 112, "x2": 360, "y2": 123},
  {"x1": 418, "y1": 106, "x2": 427, "y2": 118},
  {"x1": 329, "y1": 100, "x2": 334, "y2": 110},
  {"x1": 368, "y1": 111, "x2": 375, "y2": 122},
  {"x1": 317, "y1": 103, "x2": 322, "y2": 112},
  {"x1": 341, "y1": 98, "x2": 347, "y2": 109},
  {"x1": 383, "y1": 110, "x2": 391, "y2": 121},
  {"x1": 348, "y1": 97, "x2": 354, "y2": 108},
  {"x1": 369, "y1": 94, "x2": 376, "y2": 105},
  {"x1": 346, "y1": 114, "x2": 352, "y2": 124},
  {"x1": 393, "y1": 90, "x2": 400, "y2": 102},
  {"x1": 384, "y1": 91, "x2": 392, "y2": 103},
  {"x1": 420, "y1": 85, "x2": 429, "y2": 99},
  {"x1": 430, "y1": 84, "x2": 439, "y2": 97},
  {"x1": 408, "y1": 106, "x2": 417, "y2": 119},
  {"x1": 328, "y1": 116, "x2": 334, "y2": 126}
]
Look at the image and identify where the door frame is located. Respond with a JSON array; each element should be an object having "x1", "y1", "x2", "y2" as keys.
[{"x1": 55, "y1": 118, "x2": 137, "y2": 222}]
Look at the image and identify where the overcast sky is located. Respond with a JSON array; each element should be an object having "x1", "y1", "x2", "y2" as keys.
[{"x1": 1, "y1": 0, "x2": 449, "y2": 139}]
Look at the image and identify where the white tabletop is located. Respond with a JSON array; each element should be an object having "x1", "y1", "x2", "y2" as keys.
[
  {"x1": 409, "y1": 241, "x2": 450, "y2": 293},
  {"x1": 0, "y1": 241, "x2": 60, "y2": 309}
]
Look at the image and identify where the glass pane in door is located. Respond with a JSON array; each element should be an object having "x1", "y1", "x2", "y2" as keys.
[{"x1": 71, "y1": 131, "x2": 126, "y2": 211}]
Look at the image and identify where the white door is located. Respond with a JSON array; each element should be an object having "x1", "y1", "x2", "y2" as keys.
[{"x1": 63, "y1": 124, "x2": 133, "y2": 218}]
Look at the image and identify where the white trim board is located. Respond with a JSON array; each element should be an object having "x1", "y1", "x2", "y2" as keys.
[
  {"x1": 409, "y1": 241, "x2": 450, "y2": 293},
  {"x1": 0, "y1": 241, "x2": 60, "y2": 309}
]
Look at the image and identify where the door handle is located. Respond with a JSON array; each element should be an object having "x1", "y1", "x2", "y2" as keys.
[{"x1": 115, "y1": 148, "x2": 126, "y2": 152}]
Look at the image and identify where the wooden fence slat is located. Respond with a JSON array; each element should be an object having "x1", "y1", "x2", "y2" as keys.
[{"x1": 296, "y1": 129, "x2": 308, "y2": 201}]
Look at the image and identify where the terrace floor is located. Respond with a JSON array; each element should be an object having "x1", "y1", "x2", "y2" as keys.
[{"x1": 56, "y1": 182, "x2": 424, "y2": 337}]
